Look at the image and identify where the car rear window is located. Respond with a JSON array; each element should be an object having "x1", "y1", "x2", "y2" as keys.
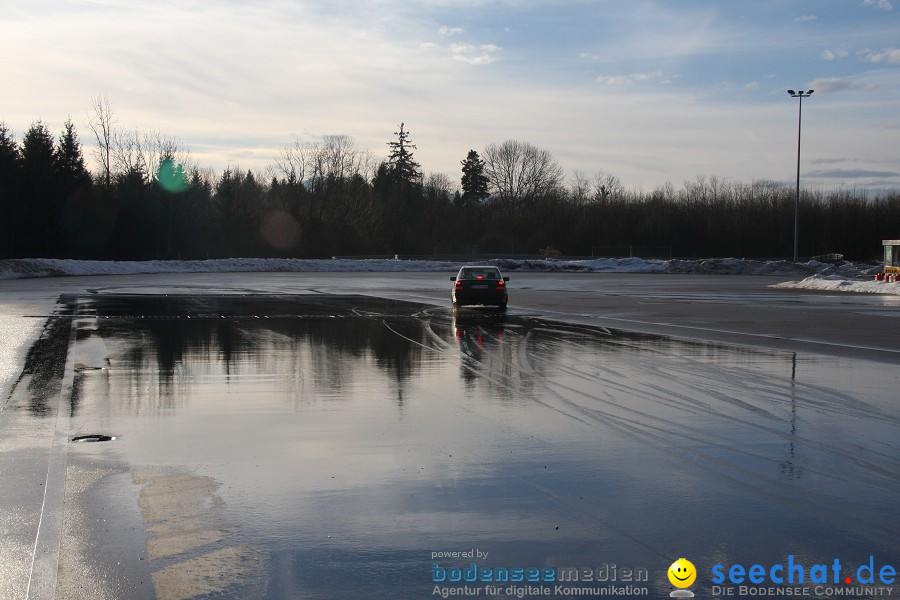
[{"x1": 461, "y1": 269, "x2": 501, "y2": 279}]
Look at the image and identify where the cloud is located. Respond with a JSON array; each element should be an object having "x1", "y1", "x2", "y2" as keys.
[
  {"x1": 862, "y1": 0, "x2": 893, "y2": 9},
  {"x1": 596, "y1": 71, "x2": 664, "y2": 86},
  {"x1": 806, "y1": 168, "x2": 900, "y2": 179},
  {"x1": 807, "y1": 76, "x2": 867, "y2": 93},
  {"x1": 858, "y1": 47, "x2": 900, "y2": 64},
  {"x1": 745, "y1": 81, "x2": 759, "y2": 90},
  {"x1": 438, "y1": 25, "x2": 464, "y2": 37},
  {"x1": 632, "y1": 72, "x2": 663, "y2": 82},
  {"x1": 595, "y1": 75, "x2": 628, "y2": 85},
  {"x1": 4, "y1": 0, "x2": 900, "y2": 193},
  {"x1": 811, "y1": 158, "x2": 852, "y2": 165},
  {"x1": 451, "y1": 43, "x2": 501, "y2": 65},
  {"x1": 820, "y1": 49, "x2": 849, "y2": 61},
  {"x1": 794, "y1": 15, "x2": 817, "y2": 21}
]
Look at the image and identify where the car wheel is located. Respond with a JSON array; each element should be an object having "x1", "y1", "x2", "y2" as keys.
[{"x1": 498, "y1": 303, "x2": 507, "y2": 311}]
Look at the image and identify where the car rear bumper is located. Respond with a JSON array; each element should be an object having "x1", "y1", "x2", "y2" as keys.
[{"x1": 452, "y1": 290, "x2": 508, "y2": 305}]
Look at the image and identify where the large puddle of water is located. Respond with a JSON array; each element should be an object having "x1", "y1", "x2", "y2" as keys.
[{"x1": 37, "y1": 294, "x2": 900, "y2": 598}]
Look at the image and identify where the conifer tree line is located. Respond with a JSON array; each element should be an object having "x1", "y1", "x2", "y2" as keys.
[{"x1": 1, "y1": 105, "x2": 896, "y2": 261}]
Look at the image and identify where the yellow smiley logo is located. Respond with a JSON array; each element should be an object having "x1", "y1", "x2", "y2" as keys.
[{"x1": 668, "y1": 558, "x2": 697, "y2": 588}]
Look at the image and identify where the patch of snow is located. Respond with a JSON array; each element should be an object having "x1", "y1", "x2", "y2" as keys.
[
  {"x1": 771, "y1": 274, "x2": 900, "y2": 295},
  {"x1": 0, "y1": 256, "x2": 882, "y2": 280}
]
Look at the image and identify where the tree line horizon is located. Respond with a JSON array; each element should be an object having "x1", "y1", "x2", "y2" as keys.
[{"x1": 1, "y1": 99, "x2": 897, "y2": 262}]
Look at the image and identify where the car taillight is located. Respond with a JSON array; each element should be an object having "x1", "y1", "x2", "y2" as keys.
[
  {"x1": 455, "y1": 280, "x2": 463, "y2": 290},
  {"x1": 496, "y1": 280, "x2": 505, "y2": 291}
]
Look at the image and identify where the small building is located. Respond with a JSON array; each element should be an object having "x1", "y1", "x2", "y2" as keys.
[{"x1": 884, "y1": 240, "x2": 900, "y2": 274}]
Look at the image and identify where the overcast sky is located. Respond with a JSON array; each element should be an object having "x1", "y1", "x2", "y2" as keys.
[{"x1": 3, "y1": 0, "x2": 899, "y2": 191}]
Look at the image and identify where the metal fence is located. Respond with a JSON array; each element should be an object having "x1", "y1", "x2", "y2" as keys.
[
  {"x1": 590, "y1": 246, "x2": 673, "y2": 259},
  {"x1": 333, "y1": 246, "x2": 674, "y2": 261}
]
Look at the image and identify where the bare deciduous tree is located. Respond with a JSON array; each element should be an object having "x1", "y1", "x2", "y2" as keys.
[
  {"x1": 570, "y1": 170, "x2": 592, "y2": 205},
  {"x1": 311, "y1": 135, "x2": 372, "y2": 184},
  {"x1": 593, "y1": 170, "x2": 624, "y2": 201},
  {"x1": 276, "y1": 135, "x2": 372, "y2": 186},
  {"x1": 88, "y1": 96, "x2": 191, "y2": 185},
  {"x1": 424, "y1": 172, "x2": 453, "y2": 196},
  {"x1": 482, "y1": 139, "x2": 563, "y2": 202},
  {"x1": 87, "y1": 95, "x2": 116, "y2": 187},
  {"x1": 275, "y1": 139, "x2": 310, "y2": 185},
  {"x1": 274, "y1": 135, "x2": 374, "y2": 250},
  {"x1": 111, "y1": 129, "x2": 189, "y2": 183}
]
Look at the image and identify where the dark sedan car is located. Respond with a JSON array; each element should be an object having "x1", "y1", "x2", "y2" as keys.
[{"x1": 450, "y1": 266, "x2": 509, "y2": 309}]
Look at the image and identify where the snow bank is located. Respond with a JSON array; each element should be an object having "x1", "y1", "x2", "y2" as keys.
[
  {"x1": 0, "y1": 258, "x2": 459, "y2": 279},
  {"x1": 771, "y1": 274, "x2": 900, "y2": 295},
  {"x1": 0, "y1": 256, "x2": 882, "y2": 281}
]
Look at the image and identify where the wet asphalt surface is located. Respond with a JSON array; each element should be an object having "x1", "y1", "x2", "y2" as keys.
[{"x1": 0, "y1": 285, "x2": 898, "y2": 599}]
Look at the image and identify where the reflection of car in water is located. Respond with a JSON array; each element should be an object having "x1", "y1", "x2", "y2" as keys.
[
  {"x1": 450, "y1": 265, "x2": 509, "y2": 309},
  {"x1": 452, "y1": 312, "x2": 506, "y2": 361}
]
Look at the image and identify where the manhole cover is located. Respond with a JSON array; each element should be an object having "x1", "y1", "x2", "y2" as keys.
[{"x1": 71, "y1": 434, "x2": 116, "y2": 443}]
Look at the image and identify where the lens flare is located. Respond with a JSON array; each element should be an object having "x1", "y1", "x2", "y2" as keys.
[
  {"x1": 261, "y1": 210, "x2": 301, "y2": 250},
  {"x1": 157, "y1": 159, "x2": 189, "y2": 194}
]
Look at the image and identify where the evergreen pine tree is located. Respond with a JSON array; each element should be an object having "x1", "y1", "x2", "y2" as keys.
[
  {"x1": 21, "y1": 121, "x2": 57, "y2": 178},
  {"x1": 0, "y1": 124, "x2": 22, "y2": 256},
  {"x1": 0, "y1": 123, "x2": 20, "y2": 184},
  {"x1": 55, "y1": 119, "x2": 95, "y2": 256},
  {"x1": 372, "y1": 123, "x2": 425, "y2": 253},
  {"x1": 21, "y1": 121, "x2": 59, "y2": 255},
  {"x1": 385, "y1": 123, "x2": 421, "y2": 184},
  {"x1": 460, "y1": 149, "x2": 488, "y2": 205},
  {"x1": 56, "y1": 118, "x2": 91, "y2": 188}
]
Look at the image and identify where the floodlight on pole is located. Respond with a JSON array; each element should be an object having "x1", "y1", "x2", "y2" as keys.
[{"x1": 787, "y1": 89, "x2": 813, "y2": 263}]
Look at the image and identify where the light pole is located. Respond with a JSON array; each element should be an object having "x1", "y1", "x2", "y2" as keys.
[{"x1": 787, "y1": 89, "x2": 813, "y2": 263}]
